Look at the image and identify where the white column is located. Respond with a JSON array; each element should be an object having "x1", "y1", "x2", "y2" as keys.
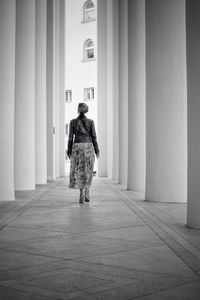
[
  {"x1": 15, "y1": 0, "x2": 36, "y2": 190},
  {"x1": 107, "y1": 0, "x2": 119, "y2": 180},
  {"x1": 118, "y1": 0, "x2": 128, "y2": 185},
  {"x1": 47, "y1": 0, "x2": 55, "y2": 181},
  {"x1": 146, "y1": 0, "x2": 187, "y2": 202},
  {"x1": 35, "y1": 0, "x2": 47, "y2": 184},
  {"x1": 127, "y1": 0, "x2": 146, "y2": 191},
  {"x1": 59, "y1": 0, "x2": 66, "y2": 177},
  {"x1": 186, "y1": 0, "x2": 200, "y2": 228},
  {"x1": 97, "y1": 0, "x2": 108, "y2": 177},
  {"x1": 0, "y1": 0, "x2": 15, "y2": 200},
  {"x1": 54, "y1": 0, "x2": 60, "y2": 179}
]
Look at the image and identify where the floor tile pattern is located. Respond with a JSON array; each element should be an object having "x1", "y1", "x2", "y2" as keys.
[{"x1": 0, "y1": 178, "x2": 200, "y2": 299}]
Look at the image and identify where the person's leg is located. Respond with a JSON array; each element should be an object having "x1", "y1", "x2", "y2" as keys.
[
  {"x1": 79, "y1": 188, "x2": 84, "y2": 204},
  {"x1": 85, "y1": 187, "x2": 90, "y2": 202}
]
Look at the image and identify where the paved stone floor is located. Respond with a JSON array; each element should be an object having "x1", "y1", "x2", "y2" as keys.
[{"x1": 0, "y1": 178, "x2": 200, "y2": 299}]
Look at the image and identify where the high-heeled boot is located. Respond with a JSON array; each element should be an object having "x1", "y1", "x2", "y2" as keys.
[
  {"x1": 79, "y1": 189, "x2": 84, "y2": 204},
  {"x1": 85, "y1": 188, "x2": 90, "y2": 202}
]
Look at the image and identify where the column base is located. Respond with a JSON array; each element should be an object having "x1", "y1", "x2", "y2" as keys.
[{"x1": 186, "y1": 224, "x2": 200, "y2": 230}]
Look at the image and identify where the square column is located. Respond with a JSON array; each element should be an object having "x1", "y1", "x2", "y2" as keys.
[
  {"x1": 35, "y1": 0, "x2": 47, "y2": 184},
  {"x1": 0, "y1": 0, "x2": 16, "y2": 200},
  {"x1": 118, "y1": 0, "x2": 128, "y2": 185},
  {"x1": 15, "y1": 0, "x2": 36, "y2": 190},
  {"x1": 146, "y1": 0, "x2": 187, "y2": 202},
  {"x1": 54, "y1": 0, "x2": 60, "y2": 179},
  {"x1": 107, "y1": 0, "x2": 119, "y2": 180},
  {"x1": 97, "y1": 0, "x2": 108, "y2": 177},
  {"x1": 127, "y1": 0, "x2": 146, "y2": 191},
  {"x1": 47, "y1": 0, "x2": 55, "y2": 181},
  {"x1": 186, "y1": 0, "x2": 200, "y2": 229},
  {"x1": 47, "y1": 0, "x2": 65, "y2": 181},
  {"x1": 59, "y1": 0, "x2": 66, "y2": 177}
]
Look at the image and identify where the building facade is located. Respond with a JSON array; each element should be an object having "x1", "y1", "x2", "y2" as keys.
[{"x1": 65, "y1": 0, "x2": 97, "y2": 172}]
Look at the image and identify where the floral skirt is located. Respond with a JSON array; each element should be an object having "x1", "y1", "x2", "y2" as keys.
[{"x1": 69, "y1": 142, "x2": 95, "y2": 189}]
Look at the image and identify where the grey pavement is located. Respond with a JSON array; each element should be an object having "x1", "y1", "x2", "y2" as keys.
[{"x1": 0, "y1": 178, "x2": 200, "y2": 299}]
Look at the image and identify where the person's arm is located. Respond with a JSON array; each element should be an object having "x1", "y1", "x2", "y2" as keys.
[
  {"x1": 67, "y1": 120, "x2": 74, "y2": 158},
  {"x1": 90, "y1": 120, "x2": 100, "y2": 158}
]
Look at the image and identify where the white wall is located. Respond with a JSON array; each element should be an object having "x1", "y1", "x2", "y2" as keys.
[
  {"x1": 186, "y1": 0, "x2": 200, "y2": 228},
  {"x1": 65, "y1": 0, "x2": 97, "y2": 173},
  {"x1": 146, "y1": 0, "x2": 187, "y2": 202},
  {"x1": 0, "y1": 0, "x2": 16, "y2": 200}
]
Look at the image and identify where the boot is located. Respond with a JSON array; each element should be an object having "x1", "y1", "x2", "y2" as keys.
[
  {"x1": 85, "y1": 188, "x2": 90, "y2": 202},
  {"x1": 79, "y1": 189, "x2": 84, "y2": 204}
]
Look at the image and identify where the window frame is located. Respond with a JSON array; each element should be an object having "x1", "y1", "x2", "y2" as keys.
[
  {"x1": 84, "y1": 87, "x2": 95, "y2": 101},
  {"x1": 82, "y1": 0, "x2": 95, "y2": 23},
  {"x1": 83, "y1": 39, "x2": 95, "y2": 61},
  {"x1": 65, "y1": 90, "x2": 72, "y2": 103}
]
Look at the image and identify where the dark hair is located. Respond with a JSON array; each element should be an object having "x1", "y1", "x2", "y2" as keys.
[{"x1": 78, "y1": 102, "x2": 89, "y2": 114}]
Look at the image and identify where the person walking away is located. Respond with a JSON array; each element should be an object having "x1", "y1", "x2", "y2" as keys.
[{"x1": 67, "y1": 103, "x2": 100, "y2": 204}]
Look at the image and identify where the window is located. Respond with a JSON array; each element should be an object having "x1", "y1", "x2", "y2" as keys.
[
  {"x1": 83, "y1": 39, "x2": 94, "y2": 60},
  {"x1": 84, "y1": 87, "x2": 94, "y2": 100},
  {"x1": 65, "y1": 123, "x2": 69, "y2": 135},
  {"x1": 83, "y1": 0, "x2": 95, "y2": 22},
  {"x1": 65, "y1": 90, "x2": 72, "y2": 102}
]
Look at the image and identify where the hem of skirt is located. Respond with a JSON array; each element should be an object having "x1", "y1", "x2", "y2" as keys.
[
  {"x1": 68, "y1": 183, "x2": 79, "y2": 189},
  {"x1": 68, "y1": 183, "x2": 92, "y2": 189}
]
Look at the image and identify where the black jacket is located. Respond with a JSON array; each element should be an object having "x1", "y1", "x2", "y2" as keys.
[{"x1": 67, "y1": 115, "x2": 99, "y2": 157}]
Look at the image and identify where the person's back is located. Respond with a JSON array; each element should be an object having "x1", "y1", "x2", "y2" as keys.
[{"x1": 67, "y1": 103, "x2": 99, "y2": 204}]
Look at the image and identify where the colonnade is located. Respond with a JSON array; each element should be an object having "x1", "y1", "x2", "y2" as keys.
[
  {"x1": 97, "y1": 0, "x2": 200, "y2": 229},
  {"x1": 0, "y1": 0, "x2": 65, "y2": 197},
  {"x1": 1, "y1": 0, "x2": 200, "y2": 230}
]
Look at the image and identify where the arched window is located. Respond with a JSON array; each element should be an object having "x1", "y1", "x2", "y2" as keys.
[
  {"x1": 83, "y1": 39, "x2": 94, "y2": 60},
  {"x1": 83, "y1": 0, "x2": 95, "y2": 22}
]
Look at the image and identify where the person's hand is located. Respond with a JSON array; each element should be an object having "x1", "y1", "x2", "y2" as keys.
[{"x1": 96, "y1": 153, "x2": 100, "y2": 159}]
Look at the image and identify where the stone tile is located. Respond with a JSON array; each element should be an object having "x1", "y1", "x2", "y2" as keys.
[
  {"x1": 0, "y1": 226, "x2": 64, "y2": 242},
  {"x1": 0, "y1": 281, "x2": 68, "y2": 299},
  {"x1": 76, "y1": 244, "x2": 196, "y2": 277},
  {"x1": 0, "y1": 285, "x2": 53, "y2": 300},
  {"x1": 21, "y1": 272, "x2": 114, "y2": 293},
  {"x1": 90, "y1": 277, "x2": 195, "y2": 299},
  {"x1": 0, "y1": 178, "x2": 200, "y2": 299},
  {"x1": 137, "y1": 280, "x2": 200, "y2": 300},
  {"x1": 0, "y1": 249, "x2": 60, "y2": 271},
  {"x1": 82, "y1": 225, "x2": 160, "y2": 243},
  {"x1": 0, "y1": 231, "x2": 163, "y2": 261}
]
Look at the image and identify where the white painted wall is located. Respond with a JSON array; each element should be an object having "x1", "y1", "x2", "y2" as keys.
[
  {"x1": 146, "y1": 0, "x2": 187, "y2": 202},
  {"x1": 186, "y1": 0, "x2": 200, "y2": 228},
  {"x1": 127, "y1": 0, "x2": 146, "y2": 191},
  {"x1": 0, "y1": 0, "x2": 15, "y2": 200},
  {"x1": 15, "y1": 0, "x2": 36, "y2": 190},
  {"x1": 65, "y1": 0, "x2": 97, "y2": 173}
]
